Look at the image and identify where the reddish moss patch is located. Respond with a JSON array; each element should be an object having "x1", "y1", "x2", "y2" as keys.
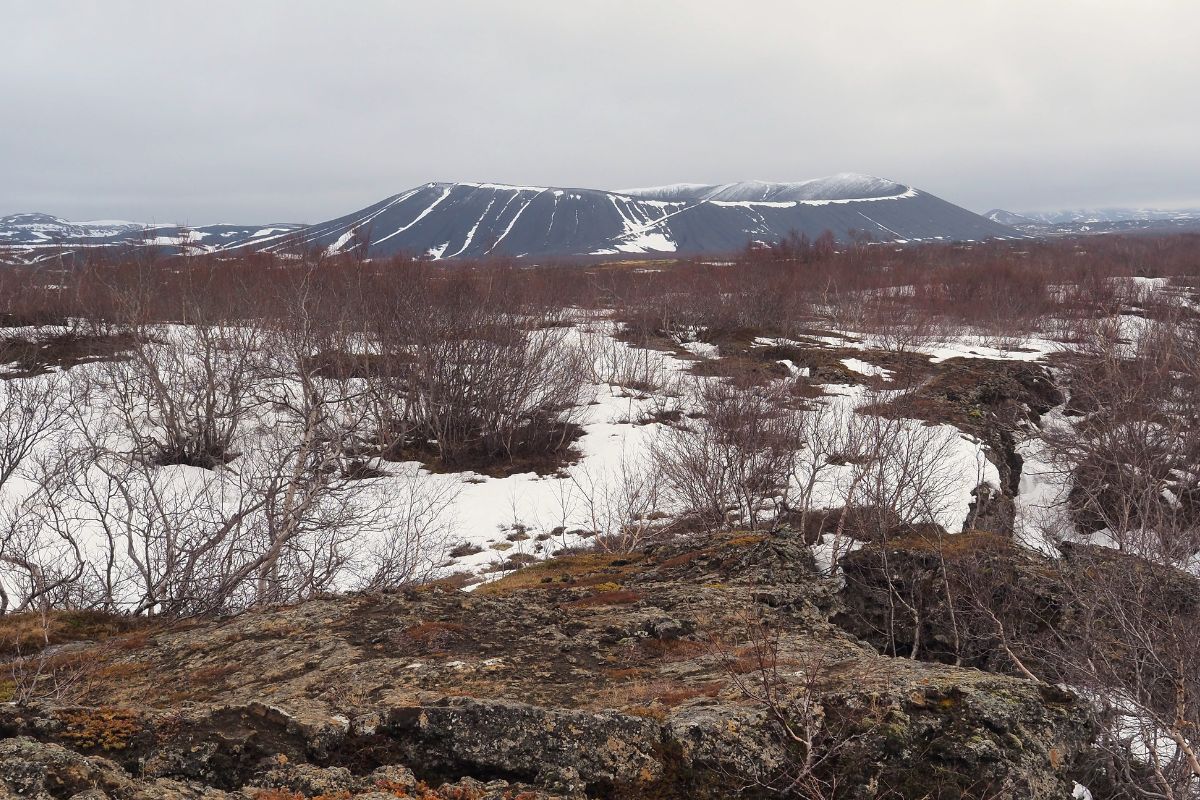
[
  {"x1": 55, "y1": 706, "x2": 144, "y2": 752},
  {"x1": 475, "y1": 552, "x2": 647, "y2": 596}
]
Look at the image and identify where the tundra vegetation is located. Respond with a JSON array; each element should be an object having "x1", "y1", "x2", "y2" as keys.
[{"x1": 1, "y1": 232, "x2": 1200, "y2": 798}]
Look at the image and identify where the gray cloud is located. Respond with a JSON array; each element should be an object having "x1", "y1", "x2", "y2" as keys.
[{"x1": 3, "y1": 0, "x2": 1198, "y2": 222}]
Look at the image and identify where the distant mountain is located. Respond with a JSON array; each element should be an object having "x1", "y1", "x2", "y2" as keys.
[
  {"x1": 1, "y1": 174, "x2": 1018, "y2": 264},
  {"x1": 0, "y1": 213, "x2": 304, "y2": 264},
  {"x1": 1017, "y1": 208, "x2": 1200, "y2": 225},
  {"x1": 0, "y1": 213, "x2": 147, "y2": 241},
  {"x1": 986, "y1": 207, "x2": 1200, "y2": 236},
  {"x1": 255, "y1": 174, "x2": 1018, "y2": 259}
]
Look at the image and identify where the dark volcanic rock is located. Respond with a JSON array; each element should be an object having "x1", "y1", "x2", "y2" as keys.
[
  {"x1": 834, "y1": 532, "x2": 1063, "y2": 671},
  {"x1": 0, "y1": 737, "x2": 135, "y2": 800}
]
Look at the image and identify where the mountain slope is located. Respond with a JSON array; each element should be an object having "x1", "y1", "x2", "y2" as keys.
[{"x1": 263, "y1": 174, "x2": 1017, "y2": 259}]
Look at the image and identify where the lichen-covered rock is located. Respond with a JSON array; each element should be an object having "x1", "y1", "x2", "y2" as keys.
[
  {"x1": 384, "y1": 698, "x2": 663, "y2": 793},
  {"x1": 0, "y1": 531, "x2": 1096, "y2": 799},
  {"x1": 370, "y1": 696, "x2": 787, "y2": 798},
  {"x1": 818, "y1": 674, "x2": 1093, "y2": 799},
  {"x1": 0, "y1": 737, "x2": 133, "y2": 800}
]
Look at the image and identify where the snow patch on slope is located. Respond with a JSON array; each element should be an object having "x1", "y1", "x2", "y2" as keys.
[{"x1": 615, "y1": 232, "x2": 677, "y2": 254}]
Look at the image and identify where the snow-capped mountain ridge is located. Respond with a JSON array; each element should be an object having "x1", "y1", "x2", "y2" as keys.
[
  {"x1": 0, "y1": 213, "x2": 147, "y2": 241},
  {"x1": 0, "y1": 214, "x2": 307, "y2": 264},
  {"x1": 984, "y1": 209, "x2": 1041, "y2": 227},
  {"x1": 622, "y1": 173, "x2": 909, "y2": 203},
  {"x1": 1016, "y1": 207, "x2": 1200, "y2": 224},
  {"x1": 986, "y1": 206, "x2": 1200, "y2": 236}
]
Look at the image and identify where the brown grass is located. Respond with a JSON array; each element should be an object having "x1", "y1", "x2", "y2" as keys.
[
  {"x1": 474, "y1": 551, "x2": 646, "y2": 596},
  {"x1": 402, "y1": 621, "x2": 467, "y2": 644},
  {"x1": 725, "y1": 533, "x2": 767, "y2": 548},
  {"x1": 638, "y1": 637, "x2": 707, "y2": 662},
  {"x1": 603, "y1": 667, "x2": 645, "y2": 681},
  {"x1": 189, "y1": 663, "x2": 240, "y2": 685},
  {"x1": 112, "y1": 630, "x2": 153, "y2": 650},
  {"x1": 655, "y1": 682, "x2": 723, "y2": 706},
  {"x1": 657, "y1": 549, "x2": 708, "y2": 570},
  {"x1": 724, "y1": 655, "x2": 764, "y2": 675},
  {"x1": 252, "y1": 791, "x2": 305, "y2": 800},
  {"x1": 624, "y1": 705, "x2": 668, "y2": 721},
  {"x1": 612, "y1": 679, "x2": 724, "y2": 711},
  {"x1": 95, "y1": 661, "x2": 144, "y2": 682},
  {"x1": 414, "y1": 571, "x2": 479, "y2": 592},
  {"x1": 0, "y1": 610, "x2": 149, "y2": 658}
]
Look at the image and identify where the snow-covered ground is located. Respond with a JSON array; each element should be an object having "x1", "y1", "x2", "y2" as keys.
[
  {"x1": 0, "y1": 318, "x2": 1014, "y2": 597},
  {"x1": 1013, "y1": 411, "x2": 1073, "y2": 556},
  {"x1": 1, "y1": 273, "x2": 1187, "y2": 598},
  {"x1": 401, "y1": 324, "x2": 1010, "y2": 581}
]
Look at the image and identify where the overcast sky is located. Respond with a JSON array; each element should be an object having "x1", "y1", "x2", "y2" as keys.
[{"x1": 3, "y1": 1, "x2": 1198, "y2": 223}]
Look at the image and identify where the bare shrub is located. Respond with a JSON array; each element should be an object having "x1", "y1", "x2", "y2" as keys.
[
  {"x1": 0, "y1": 373, "x2": 83, "y2": 615},
  {"x1": 61, "y1": 445, "x2": 266, "y2": 615},
  {"x1": 1033, "y1": 547, "x2": 1200, "y2": 799},
  {"x1": 33, "y1": 267, "x2": 458, "y2": 615},
  {"x1": 845, "y1": 408, "x2": 967, "y2": 540},
  {"x1": 861, "y1": 292, "x2": 945, "y2": 355},
  {"x1": 567, "y1": 443, "x2": 669, "y2": 553},
  {"x1": 363, "y1": 272, "x2": 590, "y2": 474},
  {"x1": 655, "y1": 380, "x2": 803, "y2": 532},
  {"x1": 6, "y1": 646, "x2": 94, "y2": 705},
  {"x1": 1043, "y1": 315, "x2": 1200, "y2": 564},
  {"x1": 222, "y1": 278, "x2": 389, "y2": 609},
  {"x1": 0, "y1": 372, "x2": 71, "y2": 488},
  {"x1": 1026, "y1": 313, "x2": 1200, "y2": 795},
  {"x1": 582, "y1": 328, "x2": 665, "y2": 392},
  {"x1": 578, "y1": 328, "x2": 685, "y2": 424},
  {"x1": 353, "y1": 466, "x2": 459, "y2": 592},
  {"x1": 91, "y1": 322, "x2": 263, "y2": 468}
]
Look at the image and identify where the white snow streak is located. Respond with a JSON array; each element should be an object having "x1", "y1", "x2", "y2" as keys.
[{"x1": 375, "y1": 186, "x2": 454, "y2": 246}]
